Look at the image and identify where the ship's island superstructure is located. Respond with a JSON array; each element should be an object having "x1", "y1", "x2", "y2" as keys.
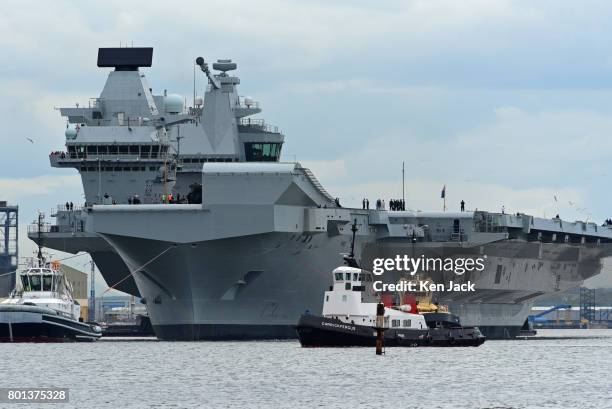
[{"x1": 30, "y1": 47, "x2": 612, "y2": 340}]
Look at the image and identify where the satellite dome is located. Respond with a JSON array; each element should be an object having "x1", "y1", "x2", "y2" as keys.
[
  {"x1": 65, "y1": 127, "x2": 77, "y2": 139},
  {"x1": 164, "y1": 94, "x2": 184, "y2": 114}
]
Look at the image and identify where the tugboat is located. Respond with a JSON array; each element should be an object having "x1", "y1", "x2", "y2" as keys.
[
  {"x1": 296, "y1": 222, "x2": 485, "y2": 348},
  {"x1": 0, "y1": 233, "x2": 102, "y2": 342}
]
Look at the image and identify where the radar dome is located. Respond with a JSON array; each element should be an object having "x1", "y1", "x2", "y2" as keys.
[
  {"x1": 65, "y1": 127, "x2": 77, "y2": 139},
  {"x1": 164, "y1": 94, "x2": 184, "y2": 114},
  {"x1": 244, "y1": 96, "x2": 254, "y2": 107}
]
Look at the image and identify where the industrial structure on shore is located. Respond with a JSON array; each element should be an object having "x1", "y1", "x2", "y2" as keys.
[{"x1": 0, "y1": 201, "x2": 18, "y2": 297}]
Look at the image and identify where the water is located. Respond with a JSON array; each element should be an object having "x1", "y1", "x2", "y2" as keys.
[{"x1": 1, "y1": 329, "x2": 611, "y2": 409}]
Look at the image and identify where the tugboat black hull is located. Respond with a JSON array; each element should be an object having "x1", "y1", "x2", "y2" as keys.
[
  {"x1": 0, "y1": 305, "x2": 102, "y2": 342},
  {"x1": 296, "y1": 314, "x2": 485, "y2": 347}
]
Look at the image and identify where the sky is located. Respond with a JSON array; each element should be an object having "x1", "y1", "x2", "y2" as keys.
[{"x1": 1, "y1": 0, "x2": 612, "y2": 288}]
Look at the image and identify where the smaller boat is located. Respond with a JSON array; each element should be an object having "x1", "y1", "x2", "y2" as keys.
[
  {"x1": 0, "y1": 258, "x2": 102, "y2": 342},
  {"x1": 295, "y1": 221, "x2": 485, "y2": 348}
]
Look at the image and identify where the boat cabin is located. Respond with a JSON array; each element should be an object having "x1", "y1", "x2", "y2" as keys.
[
  {"x1": 9, "y1": 265, "x2": 80, "y2": 320},
  {"x1": 322, "y1": 266, "x2": 427, "y2": 330},
  {"x1": 20, "y1": 268, "x2": 64, "y2": 294}
]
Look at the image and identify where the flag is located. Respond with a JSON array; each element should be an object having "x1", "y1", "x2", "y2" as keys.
[{"x1": 441, "y1": 185, "x2": 446, "y2": 199}]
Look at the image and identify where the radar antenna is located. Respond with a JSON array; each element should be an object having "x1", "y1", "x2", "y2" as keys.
[{"x1": 195, "y1": 57, "x2": 220, "y2": 90}]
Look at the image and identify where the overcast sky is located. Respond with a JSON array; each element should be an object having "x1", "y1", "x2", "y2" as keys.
[{"x1": 2, "y1": 0, "x2": 612, "y2": 287}]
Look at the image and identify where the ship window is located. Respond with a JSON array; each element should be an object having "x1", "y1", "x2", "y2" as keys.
[
  {"x1": 402, "y1": 320, "x2": 411, "y2": 327},
  {"x1": 20, "y1": 275, "x2": 30, "y2": 291},
  {"x1": 244, "y1": 142, "x2": 281, "y2": 162},
  {"x1": 114, "y1": 167, "x2": 122, "y2": 172},
  {"x1": 141, "y1": 145, "x2": 151, "y2": 158},
  {"x1": 123, "y1": 167, "x2": 131, "y2": 171},
  {"x1": 149, "y1": 167, "x2": 157, "y2": 171},
  {"x1": 129, "y1": 145, "x2": 139, "y2": 155},
  {"x1": 119, "y1": 145, "x2": 128, "y2": 154},
  {"x1": 86, "y1": 145, "x2": 97, "y2": 154},
  {"x1": 353, "y1": 273, "x2": 359, "y2": 281},
  {"x1": 132, "y1": 167, "x2": 140, "y2": 171},
  {"x1": 334, "y1": 273, "x2": 343, "y2": 281},
  {"x1": 87, "y1": 167, "x2": 95, "y2": 171},
  {"x1": 42, "y1": 275, "x2": 53, "y2": 291},
  {"x1": 98, "y1": 145, "x2": 108, "y2": 155},
  {"x1": 325, "y1": 295, "x2": 329, "y2": 302},
  {"x1": 345, "y1": 283, "x2": 351, "y2": 290},
  {"x1": 29, "y1": 275, "x2": 42, "y2": 291},
  {"x1": 109, "y1": 145, "x2": 118, "y2": 155},
  {"x1": 184, "y1": 158, "x2": 192, "y2": 163},
  {"x1": 342, "y1": 295, "x2": 347, "y2": 302},
  {"x1": 495, "y1": 265, "x2": 502, "y2": 284},
  {"x1": 392, "y1": 319, "x2": 400, "y2": 327}
]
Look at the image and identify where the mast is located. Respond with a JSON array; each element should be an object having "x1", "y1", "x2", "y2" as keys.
[
  {"x1": 36, "y1": 212, "x2": 44, "y2": 267},
  {"x1": 402, "y1": 161, "x2": 405, "y2": 204},
  {"x1": 344, "y1": 219, "x2": 360, "y2": 268},
  {"x1": 350, "y1": 219, "x2": 358, "y2": 259},
  {"x1": 89, "y1": 260, "x2": 96, "y2": 322}
]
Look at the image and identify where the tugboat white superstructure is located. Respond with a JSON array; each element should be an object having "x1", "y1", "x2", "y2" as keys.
[{"x1": 0, "y1": 234, "x2": 101, "y2": 342}]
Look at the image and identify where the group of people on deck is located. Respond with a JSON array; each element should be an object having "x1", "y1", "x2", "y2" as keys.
[{"x1": 361, "y1": 198, "x2": 406, "y2": 211}]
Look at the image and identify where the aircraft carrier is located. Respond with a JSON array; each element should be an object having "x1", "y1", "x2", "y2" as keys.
[{"x1": 30, "y1": 47, "x2": 612, "y2": 340}]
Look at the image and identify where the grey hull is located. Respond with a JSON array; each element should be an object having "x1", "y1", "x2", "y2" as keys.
[{"x1": 99, "y1": 229, "x2": 604, "y2": 340}]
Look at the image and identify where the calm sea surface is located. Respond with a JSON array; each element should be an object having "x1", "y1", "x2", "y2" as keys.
[{"x1": 0, "y1": 329, "x2": 611, "y2": 409}]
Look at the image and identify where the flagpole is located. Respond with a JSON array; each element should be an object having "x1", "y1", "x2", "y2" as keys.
[{"x1": 402, "y1": 161, "x2": 405, "y2": 204}]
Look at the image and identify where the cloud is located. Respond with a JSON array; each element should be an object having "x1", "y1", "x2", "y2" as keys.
[
  {"x1": 297, "y1": 105, "x2": 612, "y2": 222},
  {"x1": 0, "y1": 175, "x2": 81, "y2": 203},
  {"x1": 299, "y1": 159, "x2": 347, "y2": 182}
]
